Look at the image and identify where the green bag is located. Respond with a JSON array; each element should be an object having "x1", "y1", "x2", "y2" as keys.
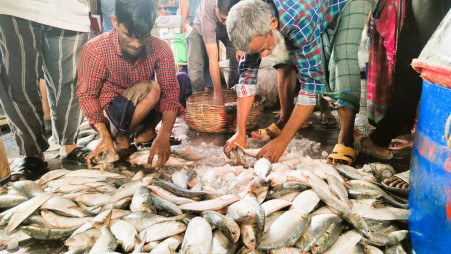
[{"x1": 174, "y1": 33, "x2": 187, "y2": 63}]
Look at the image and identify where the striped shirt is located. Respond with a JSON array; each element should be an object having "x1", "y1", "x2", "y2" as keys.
[{"x1": 238, "y1": 0, "x2": 347, "y2": 104}]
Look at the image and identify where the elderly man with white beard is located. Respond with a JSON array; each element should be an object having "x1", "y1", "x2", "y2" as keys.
[{"x1": 223, "y1": 0, "x2": 371, "y2": 165}]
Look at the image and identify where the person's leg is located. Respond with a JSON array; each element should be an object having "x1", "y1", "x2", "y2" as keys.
[
  {"x1": 42, "y1": 27, "x2": 89, "y2": 158},
  {"x1": 368, "y1": 0, "x2": 421, "y2": 150},
  {"x1": 0, "y1": 16, "x2": 48, "y2": 180},
  {"x1": 221, "y1": 39, "x2": 239, "y2": 89},
  {"x1": 0, "y1": 16, "x2": 48, "y2": 158},
  {"x1": 113, "y1": 81, "x2": 161, "y2": 149},
  {"x1": 325, "y1": 0, "x2": 371, "y2": 164},
  {"x1": 319, "y1": 96, "x2": 337, "y2": 127},
  {"x1": 187, "y1": 28, "x2": 206, "y2": 92}
]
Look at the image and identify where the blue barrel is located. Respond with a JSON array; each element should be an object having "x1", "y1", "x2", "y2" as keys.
[{"x1": 409, "y1": 80, "x2": 451, "y2": 254}]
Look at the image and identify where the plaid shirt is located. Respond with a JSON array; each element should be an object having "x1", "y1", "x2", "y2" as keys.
[
  {"x1": 239, "y1": 0, "x2": 347, "y2": 104},
  {"x1": 77, "y1": 29, "x2": 183, "y2": 126}
]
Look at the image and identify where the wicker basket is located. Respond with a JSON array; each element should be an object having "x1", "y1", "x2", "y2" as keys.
[{"x1": 183, "y1": 90, "x2": 264, "y2": 133}]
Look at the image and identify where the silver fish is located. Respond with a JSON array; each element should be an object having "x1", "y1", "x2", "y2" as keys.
[
  {"x1": 210, "y1": 230, "x2": 238, "y2": 254},
  {"x1": 123, "y1": 212, "x2": 186, "y2": 232},
  {"x1": 41, "y1": 196, "x2": 87, "y2": 218},
  {"x1": 258, "y1": 209, "x2": 310, "y2": 250},
  {"x1": 153, "y1": 178, "x2": 206, "y2": 198},
  {"x1": 326, "y1": 174, "x2": 350, "y2": 206},
  {"x1": 172, "y1": 171, "x2": 189, "y2": 189},
  {"x1": 203, "y1": 211, "x2": 240, "y2": 243},
  {"x1": 110, "y1": 220, "x2": 138, "y2": 252},
  {"x1": 261, "y1": 199, "x2": 291, "y2": 216},
  {"x1": 180, "y1": 194, "x2": 240, "y2": 212},
  {"x1": 41, "y1": 210, "x2": 94, "y2": 229},
  {"x1": 360, "y1": 230, "x2": 408, "y2": 246},
  {"x1": 290, "y1": 190, "x2": 320, "y2": 213},
  {"x1": 311, "y1": 222, "x2": 343, "y2": 254},
  {"x1": 89, "y1": 213, "x2": 117, "y2": 254},
  {"x1": 21, "y1": 225, "x2": 77, "y2": 240},
  {"x1": 149, "y1": 234, "x2": 183, "y2": 254},
  {"x1": 140, "y1": 220, "x2": 187, "y2": 243},
  {"x1": 6, "y1": 193, "x2": 53, "y2": 233},
  {"x1": 323, "y1": 230, "x2": 362, "y2": 254},
  {"x1": 152, "y1": 194, "x2": 183, "y2": 215},
  {"x1": 130, "y1": 186, "x2": 156, "y2": 213},
  {"x1": 295, "y1": 214, "x2": 343, "y2": 252},
  {"x1": 362, "y1": 245, "x2": 384, "y2": 254},
  {"x1": 148, "y1": 185, "x2": 195, "y2": 205},
  {"x1": 11, "y1": 180, "x2": 44, "y2": 198},
  {"x1": 38, "y1": 169, "x2": 70, "y2": 186},
  {"x1": 181, "y1": 217, "x2": 212, "y2": 254},
  {"x1": 306, "y1": 173, "x2": 372, "y2": 239},
  {"x1": 0, "y1": 194, "x2": 28, "y2": 208}
]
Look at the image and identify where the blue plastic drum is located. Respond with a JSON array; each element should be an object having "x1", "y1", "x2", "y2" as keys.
[{"x1": 409, "y1": 80, "x2": 451, "y2": 254}]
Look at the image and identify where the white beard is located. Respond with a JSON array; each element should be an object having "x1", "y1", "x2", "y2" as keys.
[{"x1": 267, "y1": 30, "x2": 289, "y2": 62}]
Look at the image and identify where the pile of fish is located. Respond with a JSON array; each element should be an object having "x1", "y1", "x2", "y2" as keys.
[{"x1": 0, "y1": 143, "x2": 410, "y2": 253}]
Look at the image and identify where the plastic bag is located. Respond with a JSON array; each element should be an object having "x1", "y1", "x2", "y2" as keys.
[{"x1": 358, "y1": 26, "x2": 370, "y2": 71}]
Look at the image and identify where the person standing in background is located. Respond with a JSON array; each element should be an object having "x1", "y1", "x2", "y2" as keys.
[
  {"x1": 99, "y1": 0, "x2": 116, "y2": 32},
  {"x1": 187, "y1": 0, "x2": 242, "y2": 105},
  {"x1": 0, "y1": 0, "x2": 91, "y2": 181}
]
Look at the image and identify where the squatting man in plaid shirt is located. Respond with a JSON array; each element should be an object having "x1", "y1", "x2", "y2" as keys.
[
  {"x1": 77, "y1": 0, "x2": 184, "y2": 168},
  {"x1": 224, "y1": 0, "x2": 371, "y2": 165}
]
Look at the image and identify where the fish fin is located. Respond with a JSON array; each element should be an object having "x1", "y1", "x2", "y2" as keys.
[
  {"x1": 104, "y1": 210, "x2": 112, "y2": 226},
  {"x1": 175, "y1": 214, "x2": 188, "y2": 220},
  {"x1": 87, "y1": 236, "x2": 96, "y2": 250},
  {"x1": 90, "y1": 221, "x2": 102, "y2": 230}
]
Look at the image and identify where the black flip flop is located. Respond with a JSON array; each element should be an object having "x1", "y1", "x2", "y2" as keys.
[
  {"x1": 11, "y1": 157, "x2": 48, "y2": 181},
  {"x1": 134, "y1": 136, "x2": 182, "y2": 148},
  {"x1": 61, "y1": 146, "x2": 92, "y2": 165}
]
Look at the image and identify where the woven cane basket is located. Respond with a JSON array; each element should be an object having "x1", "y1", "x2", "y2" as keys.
[{"x1": 183, "y1": 90, "x2": 264, "y2": 133}]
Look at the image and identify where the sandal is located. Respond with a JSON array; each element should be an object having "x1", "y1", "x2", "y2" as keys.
[
  {"x1": 327, "y1": 144, "x2": 359, "y2": 165},
  {"x1": 388, "y1": 139, "x2": 413, "y2": 150},
  {"x1": 134, "y1": 136, "x2": 182, "y2": 149},
  {"x1": 11, "y1": 157, "x2": 48, "y2": 181},
  {"x1": 381, "y1": 171, "x2": 409, "y2": 196},
  {"x1": 251, "y1": 123, "x2": 282, "y2": 139},
  {"x1": 61, "y1": 146, "x2": 92, "y2": 165},
  {"x1": 320, "y1": 113, "x2": 337, "y2": 128}
]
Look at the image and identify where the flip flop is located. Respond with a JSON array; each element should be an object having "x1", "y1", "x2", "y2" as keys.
[
  {"x1": 11, "y1": 157, "x2": 49, "y2": 181},
  {"x1": 134, "y1": 136, "x2": 182, "y2": 149},
  {"x1": 327, "y1": 144, "x2": 359, "y2": 166},
  {"x1": 61, "y1": 146, "x2": 92, "y2": 165},
  {"x1": 388, "y1": 138, "x2": 413, "y2": 150},
  {"x1": 251, "y1": 123, "x2": 282, "y2": 139},
  {"x1": 381, "y1": 171, "x2": 409, "y2": 196}
]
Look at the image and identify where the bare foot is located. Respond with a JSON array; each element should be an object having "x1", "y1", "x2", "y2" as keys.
[
  {"x1": 134, "y1": 128, "x2": 157, "y2": 144},
  {"x1": 115, "y1": 133, "x2": 131, "y2": 150},
  {"x1": 361, "y1": 137, "x2": 391, "y2": 158}
]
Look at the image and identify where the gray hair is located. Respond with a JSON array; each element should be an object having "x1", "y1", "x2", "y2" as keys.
[{"x1": 226, "y1": 0, "x2": 274, "y2": 52}]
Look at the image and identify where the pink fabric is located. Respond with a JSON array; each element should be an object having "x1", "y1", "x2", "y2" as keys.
[{"x1": 367, "y1": 0, "x2": 405, "y2": 125}]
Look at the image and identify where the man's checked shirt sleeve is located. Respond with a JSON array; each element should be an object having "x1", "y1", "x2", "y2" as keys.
[
  {"x1": 236, "y1": 53, "x2": 262, "y2": 97},
  {"x1": 77, "y1": 43, "x2": 107, "y2": 126}
]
